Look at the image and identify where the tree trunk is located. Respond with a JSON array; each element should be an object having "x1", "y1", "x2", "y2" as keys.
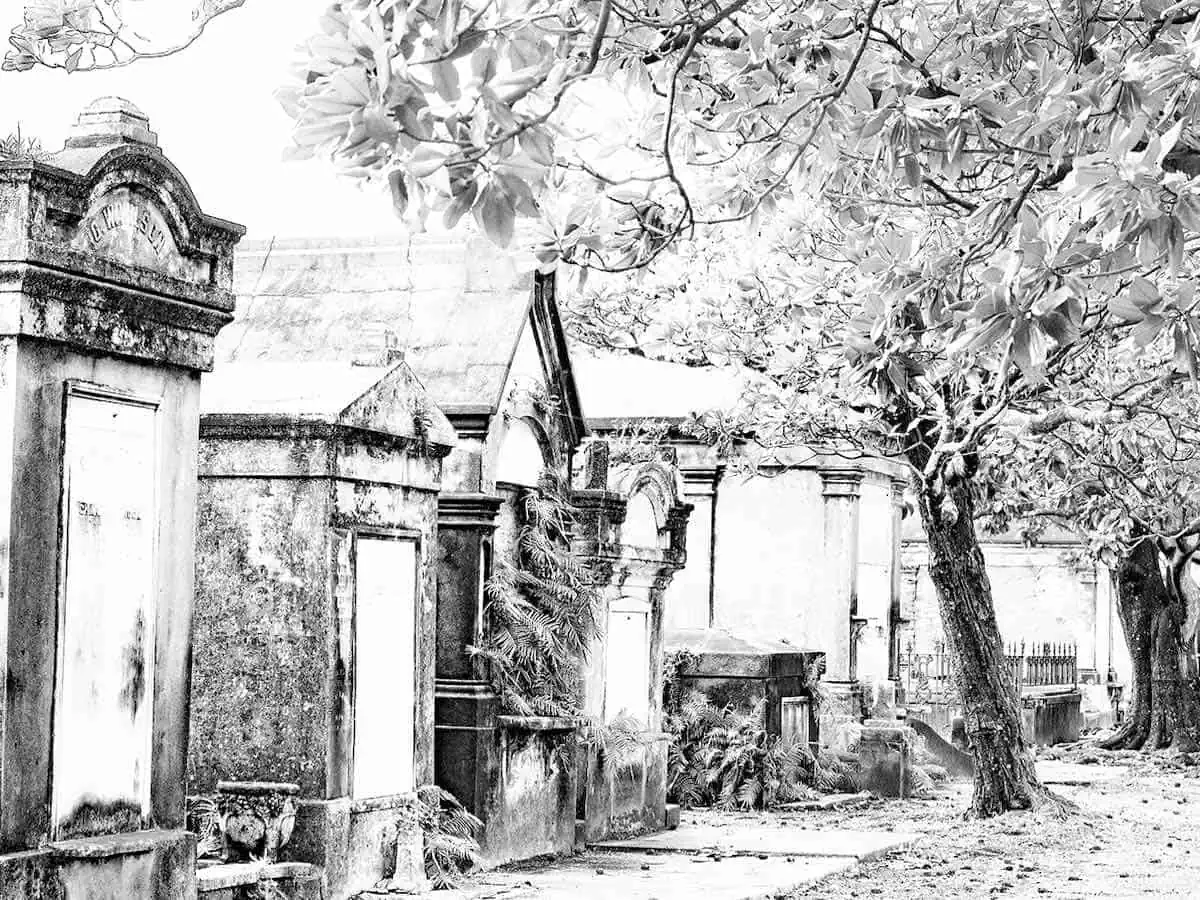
[
  {"x1": 1098, "y1": 539, "x2": 1200, "y2": 751},
  {"x1": 916, "y1": 477, "x2": 1059, "y2": 816}
]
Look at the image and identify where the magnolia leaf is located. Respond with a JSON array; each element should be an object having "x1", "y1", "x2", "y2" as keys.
[
  {"x1": 1132, "y1": 313, "x2": 1165, "y2": 347},
  {"x1": 1037, "y1": 310, "x2": 1079, "y2": 346},
  {"x1": 410, "y1": 145, "x2": 451, "y2": 178},
  {"x1": 388, "y1": 169, "x2": 409, "y2": 217},
  {"x1": 475, "y1": 182, "x2": 516, "y2": 247},
  {"x1": 1128, "y1": 276, "x2": 1160, "y2": 309},
  {"x1": 431, "y1": 60, "x2": 461, "y2": 102},
  {"x1": 519, "y1": 128, "x2": 555, "y2": 167},
  {"x1": 443, "y1": 180, "x2": 480, "y2": 229}
]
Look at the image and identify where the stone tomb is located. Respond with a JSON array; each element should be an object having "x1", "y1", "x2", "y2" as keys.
[
  {"x1": 572, "y1": 442, "x2": 691, "y2": 842},
  {"x1": 0, "y1": 98, "x2": 243, "y2": 899},
  {"x1": 188, "y1": 360, "x2": 455, "y2": 898},
  {"x1": 664, "y1": 629, "x2": 825, "y2": 745}
]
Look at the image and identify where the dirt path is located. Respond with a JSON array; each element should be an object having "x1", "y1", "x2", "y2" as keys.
[{"x1": 789, "y1": 748, "x2": 1200, "y2": 898}]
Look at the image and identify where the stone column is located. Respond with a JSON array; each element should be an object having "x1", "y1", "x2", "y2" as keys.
[
  {"x1": 887, "y1": 477, "x2": 908, "y2": 682},
  {"x1": 818, "y1": 468, "x2": 865, "y2": 740},
  {"x1": 434, "y1": 492, "x2": 503, "y2": 817},
  {"x1": 663, "y1": 466, "x2": 723, "y2": 630},
  {"x1": 1076, "y1": 562, "x2": 1100, "y2": 684}
]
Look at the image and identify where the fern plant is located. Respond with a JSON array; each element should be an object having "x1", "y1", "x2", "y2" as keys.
[
  {"x1": 469, "y1": 469, "x2": 599, "y2": 718},
  {"x1": 184, "y1": 795, "x2": 222, "y2": 860},
  {"x1": 663, "y1": 690, "x2": 856, "y2": 810},
  {"x1": 417, "y1": 785, "x2": 483, "y2": 890}
]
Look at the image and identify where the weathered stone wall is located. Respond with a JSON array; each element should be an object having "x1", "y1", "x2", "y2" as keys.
[
  {"x1": 189, "y1": 473, "x2": 333, "y2": 794},
  {"x1": 190, "y1": 432, "x2": 442, "y2": 796},
  {"x1": 477, "y1": 722, "x2": 578, "y2": 866},
  {"x1": 709, "y1": 466, "x2": 825, "y2": 649}
]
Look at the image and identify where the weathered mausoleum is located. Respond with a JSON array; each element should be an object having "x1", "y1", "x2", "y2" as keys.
[
  {"x1": 188, "y1": 359, "x2": 455, "y2": 898},
  {"x1": 0, "y1": 99, "x2": 242, "y2": 898},
  {"x1": 573, "y1": 441, "x2": 691, "y2": 842},
  {"x1": 576, "y1": 352, "x2": 907, "y2": 742}
]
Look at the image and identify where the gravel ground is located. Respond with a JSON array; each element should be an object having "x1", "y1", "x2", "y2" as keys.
[{"x1": 789, "y1": 746, "x2": 1200, "y2": 898}]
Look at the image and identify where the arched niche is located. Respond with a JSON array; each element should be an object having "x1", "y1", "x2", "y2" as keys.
[
  {"x1": 494, "y1": 416, "x2": 550, "y2": 488},
  {"x1": 622, "y1": 490, "x2": 663, "y2": 549}
]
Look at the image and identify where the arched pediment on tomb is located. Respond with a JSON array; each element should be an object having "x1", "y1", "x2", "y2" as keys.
[
  {"x1": 6, "y1": 99, "x2": 243, "y2": 293},
  {"x1": 610, "y1": 458, "x2": 688, "y2": 553},
  {"x1": 71, "y1": 184, "x2": 190, "y2": 281},
  {"x1": 0, "y1": 98, "x2": 245, "y2": 371}
]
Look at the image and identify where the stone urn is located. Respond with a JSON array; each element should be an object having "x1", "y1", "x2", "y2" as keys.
[{"x1": 215, "y1": 781, "x2": 300, "y2": 863}]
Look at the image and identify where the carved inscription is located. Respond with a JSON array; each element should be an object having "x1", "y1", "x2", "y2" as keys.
[
  {"x1": 86, "y1": 198, "x2": 170, "y2": 256},
  {"x1": 71, "y1": 188, "x2": 199, "y2": 281}
]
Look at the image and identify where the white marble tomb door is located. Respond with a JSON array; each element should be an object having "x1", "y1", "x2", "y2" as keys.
[
  {"x1": 51, "y1": 385, "x2": 159, "y2": 836},
  {"x1": 352, "y1": 535, "x2": 417, "y2": 799},
  {"x1": 604, "y1": 596, "x2": 652, "y2": 725}
]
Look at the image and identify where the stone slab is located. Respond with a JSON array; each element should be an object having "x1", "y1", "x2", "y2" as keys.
[
  {"x1": 1037, "y1": 761, "x2": 1129, "y2": 786},
  {"x1": 592, "y1": 820, "x2": 916, "y2": 861},
  {"x1": 776, "y1": 791, "x2": 873, "y2": 811},
  {"x1": 437, "y1": 850, "x2": 854, "y2": 900}
]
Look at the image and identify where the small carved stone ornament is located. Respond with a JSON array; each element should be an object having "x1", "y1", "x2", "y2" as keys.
[{"x1": 215, "y1": 781, "x2": 300, "y2": 863}]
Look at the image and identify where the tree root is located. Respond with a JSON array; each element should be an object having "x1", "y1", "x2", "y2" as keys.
[{"x1": 1095, "y1": 721, "x2": 1148, "y2": 751}]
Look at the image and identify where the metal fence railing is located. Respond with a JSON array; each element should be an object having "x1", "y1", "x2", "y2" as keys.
[{"x1": 899, "y1": 639, "x2": 1077, "y2": 705}]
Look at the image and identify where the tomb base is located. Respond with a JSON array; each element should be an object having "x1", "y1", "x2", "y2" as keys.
[
  {"x1": 579, "y1": 733, "x2": 670, "y2": 843},
  {"x1": 285, "y1": 795, "x2": 425, "y2": 900},
  {"x1": 818, "y1": 680, "x2": 867, "y2": 747},
  {"x1": 436, "y1": 683, "x2": 579, "y2": 866},
  {"x1": 855, "y1": 722, "x2": 914, "y2": 798},
  {"x1": 1021, "y1": 688, "x2": 1083, "y2": 746},
  {"x1": 434, "y1": 679, "x2": 499, "y2": 818},
  {"x1": 197, "y1": 861, "x2": 323, "y2": 900},
  {"x1": 0, "y1": 829, "x2": 197, "y2": 900}
]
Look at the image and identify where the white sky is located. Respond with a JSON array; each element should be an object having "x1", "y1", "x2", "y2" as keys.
[{"x1": 0, "y1": 0, "x2": 407, "y2": 239}]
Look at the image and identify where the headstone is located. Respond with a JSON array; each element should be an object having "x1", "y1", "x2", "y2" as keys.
[{"x1": 0, "y1": 97, "x2": 243, "y2": 899}]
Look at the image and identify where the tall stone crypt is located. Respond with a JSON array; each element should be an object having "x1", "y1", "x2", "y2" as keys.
[
  {"x1": 187, "y1": 359, "x2": 455, "y2": 899},
  {"x1": 0, "y1": 99, "x2": 243, "y2": 898}
]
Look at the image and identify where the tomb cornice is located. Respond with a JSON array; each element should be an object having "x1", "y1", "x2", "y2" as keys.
[
  {"x1": 436, "y1": 492, "x2": 504, "y2": 528},
  {"x1": 819, "y1": 466, "x2": 866, "y2": 499},
  {"x1": 199, "y1": 414, "x2": 452, "y2": 462},
  {"x1": 0, "y1": 263, "x2": 233, "y2": 371}
]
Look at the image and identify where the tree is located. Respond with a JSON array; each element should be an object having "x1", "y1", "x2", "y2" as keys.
[
  {"x1": 981, "y1": 348, "x2": 1200, "y2": 752},
  {"x1": 274, "y1": 0, "x2": 1200, "y2": 816},
  {"x1": 3, "y1": 0, "x2": 245, "y2": 71}
]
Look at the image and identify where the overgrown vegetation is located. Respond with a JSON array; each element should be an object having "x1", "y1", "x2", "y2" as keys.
[
  {"x1": 662, "y1": 651, "x2": 854, "y2": 810},
  {"x1": 0, "y1": 129, "x2": 47, "y2": 161},
  {"x1": 184, "y1": 794, "x2": 223, "y2": 860},
  {"x1": 469, "y1": 468, "x2": 599, "y2": 718},
  {"x1": 417, "y1": 784, "x2": 482, "y2": 890},
  {"x1": 664, "y1": 692, "x2": 856, "y2": 810}
]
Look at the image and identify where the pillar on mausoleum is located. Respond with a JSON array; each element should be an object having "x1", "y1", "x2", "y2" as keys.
[
  {"x1": 0, "y1": 98, "x2": 243, "y2": 898},
  {"x1": 888, "y1": 476, "x2": 909, "y2": 683},
  {"x1": 572, "y1": 441, "x2": 691, "y2": 842},
  {"x1": 189, "y1": 361, "x2": 455, "y2": 899},
  {"x1": 818, "y1": 467, "x2": 867, "y2": 740},
  {"x1": 433, "y1": 491, "x2": 503, "y2": 819},
  {"x1": 663, "y1": 465, "x2": 723, "y2": 630}
]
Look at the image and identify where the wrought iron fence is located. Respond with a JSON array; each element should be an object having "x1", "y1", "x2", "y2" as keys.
[{"x1": 899, "y1": 639, "x2": 1077, "y2": 705}]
